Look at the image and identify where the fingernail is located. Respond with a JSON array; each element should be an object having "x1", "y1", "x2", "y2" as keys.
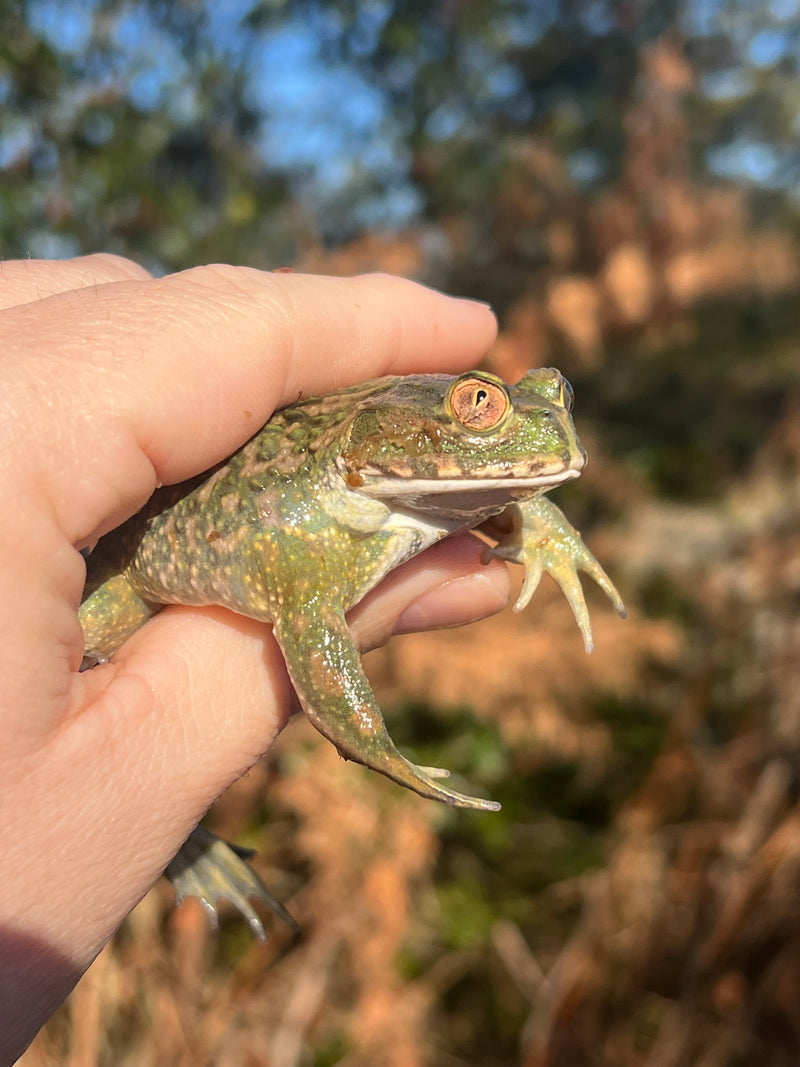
[{"x1": 450, "y1": 294, "x2": 494, "y2": 311}]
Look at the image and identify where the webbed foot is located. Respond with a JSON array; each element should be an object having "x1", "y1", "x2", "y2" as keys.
[
  {"x1": 484, "y1": 496, "x2": 626, "y2": 653},
  {"x1": 165, "y1": 826, "x2": 299, "y2": 942}
]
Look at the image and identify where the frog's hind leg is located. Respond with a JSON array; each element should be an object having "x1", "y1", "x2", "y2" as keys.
[
  {"x1": 78, "y1": 574, "x2": 160, "y2": 665},
  {"x1": 80, "y1": 579, "x2": 299, "y2": 940},
  {"x1": 165, "y1": 827, "x2": 299, "y2": 942},
  {"x1": 275, "y1": 608, "x2": 501, "y2": 812}
]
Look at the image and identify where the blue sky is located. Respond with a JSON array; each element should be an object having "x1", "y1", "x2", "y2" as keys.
[{"x1": 12, "y1": 0, "x2": 800, "y2": 226}]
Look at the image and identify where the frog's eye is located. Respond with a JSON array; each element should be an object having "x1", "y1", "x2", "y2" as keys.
[{"x1": 447, "y1": 377, "x2": 510, "y2": 431}]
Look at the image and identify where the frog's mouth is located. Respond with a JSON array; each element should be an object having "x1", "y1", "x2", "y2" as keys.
[{"x1": 352, "y1": 462, "x2": 582, "y2": 520}]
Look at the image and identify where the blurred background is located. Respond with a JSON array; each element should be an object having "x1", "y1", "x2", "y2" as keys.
[{"x1": 6, "y1": 0, "x2": 800, "y2": 1064}]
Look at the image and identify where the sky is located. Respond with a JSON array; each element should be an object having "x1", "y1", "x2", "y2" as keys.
[{"x1": 10, "y1": 0, "x2": 800, "y2": 233}]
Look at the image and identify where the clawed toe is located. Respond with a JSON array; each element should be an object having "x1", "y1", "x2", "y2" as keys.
[
  {"x1": 165, "y1": 826, "x2": 299, "y2": 942},
  {"x1": 401, "y1": 757, "x2": 501, "y2": 811}
]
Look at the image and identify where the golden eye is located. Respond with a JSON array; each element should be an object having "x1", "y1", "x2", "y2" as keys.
[
  {"x1": 448, "y1": 377, "x2": 510, "y2": 430},
  {"x1": 559, "y1": 377, "x2": 575, "y2": 412}
]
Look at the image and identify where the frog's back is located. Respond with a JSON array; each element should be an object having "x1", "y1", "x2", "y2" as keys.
[{"x1": 83, "y1": 383, "x2": 379, "y2": 585}]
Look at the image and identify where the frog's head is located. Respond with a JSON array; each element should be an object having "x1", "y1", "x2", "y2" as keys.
[{"x1": 340, "y1": 368, "x2": 586, "y2": 518}]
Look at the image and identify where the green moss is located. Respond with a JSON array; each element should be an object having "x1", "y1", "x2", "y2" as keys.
[
  {"x1": 312, "y1": 1032, "x2": 350, "y2": 1067},
  {"x1": 436, "y1": 879, "x2": 499, "y2": 950}
]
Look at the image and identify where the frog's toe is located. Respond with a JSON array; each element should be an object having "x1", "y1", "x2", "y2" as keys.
[
  {"x1": 415, "y1": 765, "x2": 452, "y2": 779},
  {"x1": 511, "y1": 557, "x2": 545, "y2": 613},
  {"x1": 80, "y1": 650, "x2": 109, "y2": 671},
  {"x1": 517, "y1": 538, "x2": 625, "y2": 653},
  {"x1": 165, "y1": 827, "x2": 299, "y2": 942},
  {"x1": 541, "y1": 558, "x2": 596, "y2": 652},
  {"x1": 325, "y1": 717, "x2": 500, "y2": 809},
  {"x1": 395, "y1": 755, "x2": 501, "y2": 812},
  {"x1": 585, "y1": 556, "x2": 627, "y2": 620}
]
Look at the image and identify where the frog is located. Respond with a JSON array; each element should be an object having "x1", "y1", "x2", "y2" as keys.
[{"x1": 79, "y1": 367, "x2": 625, "y2": 938}]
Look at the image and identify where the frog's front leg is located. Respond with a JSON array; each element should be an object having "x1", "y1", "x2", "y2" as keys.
[
  {"x1": 274, "y1": 603, "x2": 500, "y2": 812},
  {"x1": 482, "y1": 496, "x2": 626, "y2": 653}
]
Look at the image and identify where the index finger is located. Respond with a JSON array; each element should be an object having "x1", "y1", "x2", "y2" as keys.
[{"x1": 0, "y1": 266, "x2": 497, "y2": 546}]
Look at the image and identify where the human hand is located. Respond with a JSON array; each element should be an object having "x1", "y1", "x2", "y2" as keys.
[{"x1": 0, "y1": 256, "x2": 504, "y2": 1060}]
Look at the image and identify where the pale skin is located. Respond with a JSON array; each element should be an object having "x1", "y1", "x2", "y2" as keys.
[{"x1": 0, "y1": 256, "x2": 507, "y2": 1061}]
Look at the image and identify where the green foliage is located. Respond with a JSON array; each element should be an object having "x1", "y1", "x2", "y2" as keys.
[
  {"x1": 2, "y1": 0, "x2": 799, "y2": 276},
  {"x1": 573, "y1": 294, "x2": 800, "y2": 500},
  {"x1": 312, "y1": 1033, "x2": 350, "y2": 1067},
  {"x1": 593, "y1": 693, "x2": 669, "y2": 797}
]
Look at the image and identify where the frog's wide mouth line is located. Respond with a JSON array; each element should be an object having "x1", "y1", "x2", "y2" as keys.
[{"x1": 357, "y1": 466, "x2": 581, "y2": 498}]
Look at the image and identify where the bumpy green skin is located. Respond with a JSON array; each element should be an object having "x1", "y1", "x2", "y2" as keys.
[{"x1": 79, "y1": 368, "x2": 624, "y2": 935}]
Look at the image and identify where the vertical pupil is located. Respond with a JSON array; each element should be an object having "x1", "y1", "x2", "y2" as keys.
[{"x1": 475, "y1": 389, "x2": 488, "y2": 405}]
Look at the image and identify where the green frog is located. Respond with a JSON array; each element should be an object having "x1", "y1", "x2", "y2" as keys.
[{"x1": 79, "y1": 368, "x2": 624, "y2": 937}]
